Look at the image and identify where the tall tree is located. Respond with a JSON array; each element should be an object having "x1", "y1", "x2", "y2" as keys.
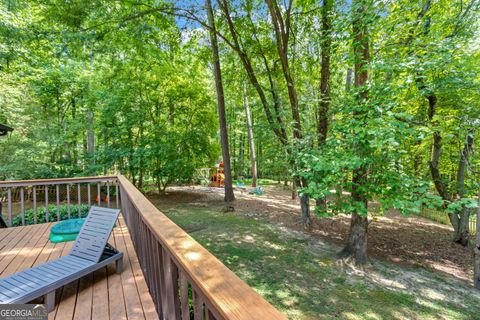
[
  {"x1": 317, "y1": 0, "x2": 333, "y2": 148},
  {"x1": 265, "y1": 0, "x2": 311, "y2": 227},
  {"x1": 316, "y1": 0, "x2": 333, "y2": 211},
  {"x1": 340, "y1": 0, "x2": 371, "y2": 265},
  {"x1": 243, "y1": 81, "x2": 257, "y2": 187},
  {"x1": 206, "y1": 0, "x2": 235, "y2": 202},
  {"x1": 403, "y1": 0, "x2": 479, "y2": 246}
]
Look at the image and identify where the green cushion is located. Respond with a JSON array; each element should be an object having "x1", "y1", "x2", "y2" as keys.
[
  {"x1": 49, "y1": 218, "x2": 85, "y2": 243},
  {"x1": 51, "y1": 218, "x2": 85, "y2": 235},
  {"x1": 49, "y1": 232, "x2": 79, "y2": 243}
]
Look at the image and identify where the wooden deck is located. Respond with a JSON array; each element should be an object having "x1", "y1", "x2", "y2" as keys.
[{"x1": 0, "y1": 216, "x2": 158, "y2": 320}]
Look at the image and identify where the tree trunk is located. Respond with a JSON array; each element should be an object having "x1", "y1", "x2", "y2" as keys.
[
  {"x1": 452, "y1": 208, "x2": 470, "y2": 246},
  {"x1": 243, "y1": 81, "x2": 257, "y2": 188},
  {"x1": 206, "y1": 0, "x2": 235, "y2": 202},
  {"x1": 474, "y1": 193, "x2": 480, "y2": 289},
  {"x1": 453, "y1": 134, "x2": 474, "y2": 245},
  {"x1": 341, "y1": 212, "x2": 368, "y2": 265},
  {"x1": 291, "y1": 177, "x2": 297, "y2": 200},
  {"x1": 63, "y1": 118, "x2": 71, "y2": 163},
  {"x1": 87, "y1": 109, "x2": 95, "y2": 155},
  {"x1": 239, "y1": 133, "x2": 244, "y2": 178},
  {"x1": 316, "y1": 0, "x2": 333, "y2": 212},
  {"x1": 137, "y1": 121, "x2": 145, "y2": 190},
  {"x1": 342, "y1": 0, "x2": 370, "y2": 265},
  {"x1": 231, "y1": 114, "x2": 236, "y2": 179},
  {"x1": 71, "y1": 97, "x2": 78, "y2": 165},
  {"x1": 300, "y1": 193, "x2": 311, "y2": 228},
  {"x1": 317, "y1": 0, "x2": 332, "y2": 146},
  {"x1": 440, "y1": 134, "x2": 474, "y2": 245},
  {"x1": 346, "y1": 68, "x2": 353, "y2": 91},
  {"x1": 156, "y1": 174, "x2": 162, "y2": 194}
]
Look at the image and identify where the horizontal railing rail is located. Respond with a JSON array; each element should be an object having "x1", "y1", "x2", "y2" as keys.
[
  {"x1": 0, "y1": 176, "x2": 118, "y2": 227},
  {"x1": 0, "y1": 175, "x2": 117, "y2": 188},
  {"x1": 117, "y1": 174, "x2": 286, "y2": 320}
]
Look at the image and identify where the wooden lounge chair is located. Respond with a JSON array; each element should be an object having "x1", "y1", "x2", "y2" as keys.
[{"x1": 0, "y1": 206, "x2": 123, "y2": 312}]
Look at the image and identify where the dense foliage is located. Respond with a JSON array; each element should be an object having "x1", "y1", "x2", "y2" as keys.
[{"x1": 1, "y1": 0, "x2": 479, "y2": 265}]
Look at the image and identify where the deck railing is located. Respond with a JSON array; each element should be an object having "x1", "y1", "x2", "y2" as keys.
[
  {"x1": 0, "y1": 176, "x2": 118, "y2": 226},
  {"x1": 117, "y1": 175, "x2": 285, "y2": 320}
]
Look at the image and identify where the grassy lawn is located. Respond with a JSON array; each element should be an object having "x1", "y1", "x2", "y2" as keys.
[
  {"x1": 233, "y1": 178, "x2": 281, "y2": 186},
  {"x1": 159, "y1": 204, "x2": 480, "y2": 320}
]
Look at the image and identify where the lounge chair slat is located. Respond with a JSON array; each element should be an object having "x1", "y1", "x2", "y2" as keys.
[
  {"x1": 0, "y1": 280, "x2": 28, "y2": 295},
  {"x1": 6, "y1": 275, "x2": 37, "y2": 288},
  {"x1": 4, "y1": 276, "x2": 37, "y2": 292},
  {"x1": 24, "y1": 268, "x2": 58, "y2": 281},
  {"x1": 0, "y1": 290, "x2": 11, "y2": 300},
  {"x1": 0, "y1": 283, "x2": 20, "y2": 296},
  {"x1": 88, "y1": 215, "x2": 112, "y2": 222},
  {"x1": 65, "y1": 255, "x2": 93, "y2": 266},
  {"x1": 0, "y1": 286, "x2": 15, "y2": 299},
  {"x1": 41, "y1": 262, "x2": 72, "y2": 274},
  {"x1": 17, "y1": 272, "x2": 49, "y2": 286},
  {"x1": 84, "y1": 226, "x2": 109, "y2": 234},
  {"x1": 91, "y1": 207, "x2": 118, "y2": 214},
  {"x1": 31, "y1": 264, "x2": 64, "y2": 277},
  {"x1": 53, "y1": 259, "x2": 83, "y2": 271},
  {"x1": 86, "y1": 225, "x2": 109, "y2": 232},
  {"x1": 58, "y1": 255, "x2": 91, "y2": 266}
]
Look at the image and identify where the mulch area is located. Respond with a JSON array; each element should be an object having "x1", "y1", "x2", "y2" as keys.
[{"x1": 147, "y1": 185, "x2": 474, "y2": 283}]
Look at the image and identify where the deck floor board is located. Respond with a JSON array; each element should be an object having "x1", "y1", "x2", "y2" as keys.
[{"x1": 0, "y1": 216, "x2": 157, "y2": 320}]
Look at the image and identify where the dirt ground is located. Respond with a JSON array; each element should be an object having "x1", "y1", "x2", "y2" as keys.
[{"x1": 146, "y1": 184, "x2": 474, "y2": 284}]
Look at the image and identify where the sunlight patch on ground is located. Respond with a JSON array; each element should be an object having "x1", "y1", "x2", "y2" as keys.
[{"x1": 365, "y1": 260, "x2": 480, "y2": 308}]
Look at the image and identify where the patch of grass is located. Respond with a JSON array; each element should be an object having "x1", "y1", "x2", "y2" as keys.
[
  {"x1": 159, "y1": 204, "x2": 480, "y2": 320},
  {"x1": 233, "y1": 178, "x2": 280, "y2": 186}
]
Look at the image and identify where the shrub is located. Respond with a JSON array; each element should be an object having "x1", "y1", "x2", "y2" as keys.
[{"x1": 11, "y1": 204, "x2": 90, "y2": 226}]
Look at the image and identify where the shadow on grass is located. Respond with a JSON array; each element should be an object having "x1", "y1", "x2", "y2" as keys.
[{"x1": 157, "y1": 204, "x2": 480, "y2": 320}]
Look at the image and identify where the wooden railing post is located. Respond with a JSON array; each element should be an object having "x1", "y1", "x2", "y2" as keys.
[
  {"x1": 66, "y1": 184, "x2": 71, "y2": 219},
  {"x1": 97, "y1": 183, "x2": 101, "y2": 206},
  {"x1": 116, "y1": 184, "x2": 119, "y2": 208},
  {"x1": 56, "y1": 185, "x2": 60, "y2": 221},
  {"x1": 107, "y1": 181, "x2": 110, "y2": 208},
  {"x1": 88, "y1": 183, "x2": 91, "y2": 208},
  {"x1": 45, "y1": 185, "x2": 49, "y2": 222},
  {"x1": 179, "y1": 272, "x2": 189, "y2": 320},
  {"x1": 7, "y1": 188, "x2": 12, "y2": 226},
  {"x1": 20, "y1": 187, "x2": 25, "y2": 226},
  {"x1": 77, "y1": 183, "x2": 81, "y2": 217},
  {"x1": 162, "y1": 248, "x2": 180, "y2": 320},
  {"x1": 193, "y1": 289, "x2": 204, "y2": 320},
  {"x1": 33, "y1": 186, "x2": 37, "y2": 224}
]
